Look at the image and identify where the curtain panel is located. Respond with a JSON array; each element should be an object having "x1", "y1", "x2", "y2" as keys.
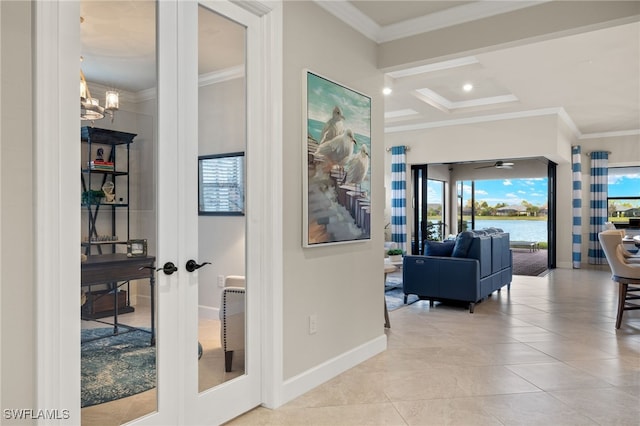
[
  {"x1": 588, "y1": 151, "x2": 608, "y2": 264},
  {"x1": 390, "y1": 146, "x2": 407, "y2": 253},
  {"x1": 572, "y1": 146, "x2": 582, "y2": 268}
]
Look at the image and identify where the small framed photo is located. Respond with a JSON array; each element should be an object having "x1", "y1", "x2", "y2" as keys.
[{"x1": 127, "y1": 239, "x2": 147, "y2": 257}]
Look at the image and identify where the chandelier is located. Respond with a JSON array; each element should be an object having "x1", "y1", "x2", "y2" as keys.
[{"x1": 80, "y1": 59, "x2": 119, "y2": 122}]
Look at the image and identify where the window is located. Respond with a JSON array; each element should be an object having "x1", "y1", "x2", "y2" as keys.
[
  {"x1": 456, "y1": 178, "x2": 549, "y2": 243},
  {"x1": 608, "y1": 166, "x2": 640, "y2": 222},
  {"x1": 198, "y1": 152, "x2": 245, "y2": 215},
  {"x1": 426, "y1": 179, "x2": 445, "y2": 240}
]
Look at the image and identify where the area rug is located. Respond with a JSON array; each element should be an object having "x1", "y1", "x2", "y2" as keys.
[
  {"x1": 385, "y1": 286, "x2": 419, "y2": 311},
  {"x1": 81, "y1": 328, "x2": 155, "y2": 407},
  {"x1": 512, "y1": 249, "x2": 548, "y2": 276}
]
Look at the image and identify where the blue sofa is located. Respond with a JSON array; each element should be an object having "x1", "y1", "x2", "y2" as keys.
[{"x1": 402, "y1": 229, "x2": 513, "y2": 313}]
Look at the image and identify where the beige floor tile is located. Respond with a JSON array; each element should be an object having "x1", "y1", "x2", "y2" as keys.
[
  {"x1": 227, "y1": 403, "x2": 408, "y2": 426},
  {"x1": 477, "y1": 392, "x2": 598, "y2": 425},
  {"x1": 506, "y1": 362, "x2": 613, "y2": 391},
  {"x1": 550, "y1": 387, "x2": 640, "y2": 424},
  {"x1": 283, "y1": 368, "x2": 391, "y2": 408},
  {"x1": 566, "y1": 358, "x2": 640, "y2": 387},
  {"x1": 524, "y1": 339, "x2": 617, "y2": 361},
  {"x1": 393, "y1": 397, "x2": 502, "y2": 426}
]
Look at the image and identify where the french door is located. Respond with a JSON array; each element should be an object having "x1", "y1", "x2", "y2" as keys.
[
  {"x1": 139, "y1": 1, "x2": 264, "y2": 424},
  {"x1": 35, "y1": 1, "x2": 272, "y2": 425}
]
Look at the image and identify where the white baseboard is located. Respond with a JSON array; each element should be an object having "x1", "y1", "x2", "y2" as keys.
[
  {"x1": 199, "y1": 304, "x2": 219, "y2": 320},
  {"x1": 136, "y1": 294, "x2": 150, "y2": 307},
  {"x1": 280, "y1": 334, "x2": 387, "y2": 407}
]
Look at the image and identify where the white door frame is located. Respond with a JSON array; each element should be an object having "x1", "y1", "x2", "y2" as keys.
[{"x1": 33, "y1": 0, "x2": 284, "y2": 422}]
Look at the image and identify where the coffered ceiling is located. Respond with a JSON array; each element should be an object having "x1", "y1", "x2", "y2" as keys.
[{"x1": 80, "y1": 0, "x2": 640, "y2": 139}]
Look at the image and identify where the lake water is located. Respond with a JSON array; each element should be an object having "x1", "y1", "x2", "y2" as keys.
[{"x1": 473, "y1": 219, "x2": 547, "y2": 242}]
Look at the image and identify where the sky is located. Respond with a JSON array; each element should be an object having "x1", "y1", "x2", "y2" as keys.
[
  {"x1": 306, "y1": 71, "x2": 371, "y2": 138},
  {"x1": 469, "y1": 178, "x2": 548, "y2": 207},
  {"x1": 608, "y1": 166, "x2": 640, "y2": 198}
]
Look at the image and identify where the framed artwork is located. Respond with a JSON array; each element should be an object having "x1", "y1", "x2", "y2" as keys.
[
  {"x1": 198, "y1": 152, "x2": 245, "y2": 216},
  {"x1": 303, "y1": 70, "x2": 372, "y2": 247},
  {"x1": 127, "y1": 239, "x2": 148, "y2": 257}
]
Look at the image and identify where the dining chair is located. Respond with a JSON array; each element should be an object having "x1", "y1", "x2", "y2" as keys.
[{"x1": 598, "y1": 230, "x2": 640, "y2": 329}]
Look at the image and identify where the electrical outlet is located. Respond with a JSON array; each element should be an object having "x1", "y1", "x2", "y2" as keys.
[
  {"x1": 217, "y1": 275, "x2": 225, "y2": 288},
  {"x1": 309, "y1": 314, "x2": 317, "y2": 334}
]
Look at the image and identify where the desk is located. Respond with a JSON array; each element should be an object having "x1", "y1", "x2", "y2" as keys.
[
  {"x1": 82, "y1": 254, "x2": 156, "y2": 345},
  {"x1": 384, "y1": 264, "x2": 397, "y2": 328}
]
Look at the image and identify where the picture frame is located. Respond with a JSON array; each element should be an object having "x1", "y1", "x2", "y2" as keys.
[
  {"x1": 303, "y1": 70, "x2": 372, "y2": 247},
  {"x1": 198, "y1": 152, "x2": 245, "y2": 216},
  {"x1": 127, "y1": 239, "x2": 147, "y2": 257}
]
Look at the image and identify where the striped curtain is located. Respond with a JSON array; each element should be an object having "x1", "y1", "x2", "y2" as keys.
[
  {"x1": 588, "y1": 151, "x2": 608, "y2": 264},
  {"x1": 572, "y1": 146, "x2": 582, "y2": 268},
  {"x1": 390, "y1": 146, "x2": 407, "y2": 253}
]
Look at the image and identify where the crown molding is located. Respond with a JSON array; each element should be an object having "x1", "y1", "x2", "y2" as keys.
[
  {"x1": 199, "y1": 65, "x2": 245, "y2": 87},
  {"x1": 414, "y1": 87, "x2": 518, "y2": 112},
  {"x1": 379, "y1": 1, "x2": 551, "y2": 43},
  {"x1": 385, "y1": 106, "x2": 639, "y2": 140},
  {"x1": 385, "y1": 107, "x2": 574, "y2": 134},
  {"x1": 230, "y1": 0, "x2": 273, "y2": 17},
  {"x1": 313, "y1": 1, "x2": 381, "y2": 42},
  {"x1": 387, "y1": 56, "x2": 479, "y2": 78},
  {"x1": 579, "y1": 129, "x2": 640, "y2": 140},
  {"x1": 88, "y1": 65, "x2": 245, "y2": 104},
  {"x1": 314, "y1": 0, "x2": 549, "y2": 43},
  {"x1": 86, "y1": 82, "x2": 136, "y2": 103},
  {"x1": 556, "y1": 108, "x2": 581, "y2": 139}
]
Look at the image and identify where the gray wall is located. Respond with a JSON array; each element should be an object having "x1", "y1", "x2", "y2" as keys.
[
  {"x1": 282, "y1": 1, "x2": 385, "y2": 379},
  {"x1": 198, "y1": 78, "x2": 246, "y2": 313},
  {"x1": 1, "y1": 0, "x2": 35, "y2": 417}
]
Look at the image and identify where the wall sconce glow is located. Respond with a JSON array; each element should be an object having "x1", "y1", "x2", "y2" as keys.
[
  {"x1": 463, "y1": 83, "x2": 473, "y2": 92},
  {"x1": 382, "y1": 87, "x2": 392, "y2": 96}
]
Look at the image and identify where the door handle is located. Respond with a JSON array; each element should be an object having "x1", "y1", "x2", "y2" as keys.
[
  {"x1": 158, "y1": 262, "x2": 178, "y2": 275},
  {"x1": 185, "y1": 260, "x2": 212, "y2": 272}
]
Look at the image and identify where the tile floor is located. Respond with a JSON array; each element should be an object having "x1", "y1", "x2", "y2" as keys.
[{"x1": 227, "y1": 267, "x2": 640, "y2": 425}]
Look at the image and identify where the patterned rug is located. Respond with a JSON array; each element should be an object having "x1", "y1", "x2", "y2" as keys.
[
  {"x1": 81, "y1": 328, "x2": 155, "y2": 407},
  {"x1": 385, "y1": 286, "x2": 419, "y2": 311}
]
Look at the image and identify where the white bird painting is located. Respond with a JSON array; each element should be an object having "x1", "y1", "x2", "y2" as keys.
[
  {"x1": 342, "y1": 144, "x2": 370, "y2": 187},
  {"x1": 314, "y1": 128, "x2": 356, "y2": 170},
  {"x1": 319, "y1": 106, "x2": 345, "y2": 144}
]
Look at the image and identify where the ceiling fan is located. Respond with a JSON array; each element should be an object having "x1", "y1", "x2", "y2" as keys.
[{"x1": 475, "y1": 160, "x2": 515, "y2": 170}]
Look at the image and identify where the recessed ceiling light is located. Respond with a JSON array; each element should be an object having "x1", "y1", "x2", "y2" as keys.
[
  {"x1": 383, "y1": 87, "x2": 392, "y2": 96},
  {"x1": 463, "y1": 83, "x2": 473, "y2": 92}
]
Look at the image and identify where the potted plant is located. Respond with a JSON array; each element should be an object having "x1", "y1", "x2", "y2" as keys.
[
  {"x1": 387, "y1": 248, "x2": 404, "y2": 262},
  {"x1": 82, "y1": 189, "x2": 105, "y2": 205}
]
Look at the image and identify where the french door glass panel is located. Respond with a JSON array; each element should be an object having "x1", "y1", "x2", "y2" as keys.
[
  {"x1": 79, "y1": 1, "x2": 158, "y2": 425},
  {"x1": 196, "y1": 3, "x2": 247, "y2": 393}
]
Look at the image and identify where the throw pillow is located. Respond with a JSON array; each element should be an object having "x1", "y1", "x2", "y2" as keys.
[
  {"x1": 424, "y1": 240, "x2": 455, "y2": 257},
  {"x1": 452, "y1": 231, "x2": 474, "y2": 258}
]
